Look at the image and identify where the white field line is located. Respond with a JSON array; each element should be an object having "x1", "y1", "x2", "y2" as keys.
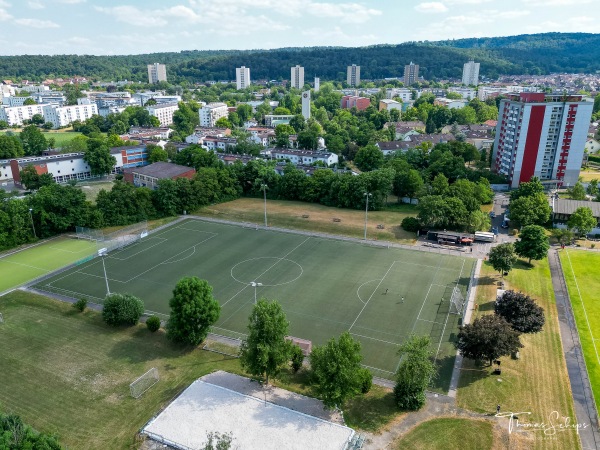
[
  {"x1": 565, "y1": 250, "x2": 600, "y2": 366},
  {"x1": 435, "y1": 258, "x2": 466, "y2": 361},
  {"x1": 218, "y1": 237, "x2": 312, "y2": 326},
  {"x1": 349, "y1": 332, "x2": 401, "y2": 346},
  {"x1": 0, "y1": 259, "x2": 47, "y2": 272},
  {"x1": 417, "y1": 318, "x2": 445, "y2": 325},
  {"x1": 108, "y1": 237, "x2": 169, "y2": 261},
  {"x1": 348, "y1": 261, "x2": 396, "y2": 332}
]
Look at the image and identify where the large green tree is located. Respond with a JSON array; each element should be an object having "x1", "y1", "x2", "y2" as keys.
[
  {"x1": 354, "y1": 145, "x2": 384, "y2": 171},
  {"x1": 20, "y1": 125, "x2": 47, "y2": 156},
  {"x1": 514, "y1": 224, "x2": 549, "y2": 264},
  {"x1": 455, "y1": 314, "x2": 523, "y2": 365},
  {"x1": 510, "y1": 177, "x2": 544, "y2": 200},
  {"x1": 167, "y1": 277, "x2": 220, "y2": 346},
  {"x1": 239, "y1": 299, "x2": 291, "y2": 384},
  {"x1": 84, "y1": 138, "x2": 116, "y2": 176},
  {"x1": 495, "y1": 290, "x2": 545, "y2": 334},
  {"x1": 19, "y1": 165, "x2": 54, "y2": 190},
  {"x1": 0, "y1": 412, "x2": 62, "y2": 449},
  {"x1": 567, "y1": 207, "x2": 597, "y2": 237},
  {"x1": 394, "y1": 335, "x2": 437, "y2": 411},
  {"x1": 310, "y1": 331, "x2": 371, "y2": 409},
  {"x1": 509, "y1": 192, "x2": 551, "y2": 227},
  {"x1": 0, "y1": 134, "x2": 23, "y2": 159},
  {"x1": 568, "y1": 182, "x2": 587, "y2": 201},
  {"x1": 102, "y1": 293, "x2": 145, "y2": 326},
  {"x1": 488, "y1": 242, "x2": 517, "y2": 277}
]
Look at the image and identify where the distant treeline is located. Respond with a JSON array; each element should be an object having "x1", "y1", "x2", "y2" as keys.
[{"x1": 1, "y1": 33, "x2": 599, "y2": 83}]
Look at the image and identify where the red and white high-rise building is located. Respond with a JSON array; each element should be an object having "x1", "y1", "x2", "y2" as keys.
[{"x1": 492, "y1": 93, "x2": 593, "y2": 188}]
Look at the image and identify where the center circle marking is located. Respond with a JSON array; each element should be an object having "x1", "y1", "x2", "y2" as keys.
[{"x1": 231, "y1": 257, "x2": 303, "y2": 287}]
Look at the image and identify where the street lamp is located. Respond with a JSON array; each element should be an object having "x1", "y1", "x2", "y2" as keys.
[
  {"x1": 28, "y1": 208, "x2": 36, "y2": 238},
  {"x1": 250, "y1": 281, "x2": 263, "y2": 304},
  {"x1": 363, "y1": 192, "x2": 372, "y2": 240},
  {"x1": 98, "y1": 248, "x2": 110, "y2": 296},
  {"x1": 261, "y1": 183, "x2": 268, "y2": 227}
]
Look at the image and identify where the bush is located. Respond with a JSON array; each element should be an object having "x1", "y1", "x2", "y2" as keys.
[
  {"x1": 401, "y1": 216, "x2": 420, "y2": 232},
  {"x1": 359, "y1": 367, "x2": 373, "y2": 394},
  {"x1": 290, "y1": 344, "x2": 304, "y2": 373},
  {"x1": 394, "y1": 382, "x2": 426, "y2": 410},
  {"x1": 73, "y1": 298, "x2": 87, "y2": 312},
  {"x1": 511, "y1": 228, "x2": 519, "y2": 236},
  {"x1": 102, "y1": 293, "x2": 144, "y2": 326},
  {"x1": 146, "y1": 315, "x2": 161, "y2": 332}
]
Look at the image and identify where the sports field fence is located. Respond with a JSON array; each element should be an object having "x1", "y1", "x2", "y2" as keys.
[{"x1": 75, "y1": 221, "x2": 149, "y2": 254}]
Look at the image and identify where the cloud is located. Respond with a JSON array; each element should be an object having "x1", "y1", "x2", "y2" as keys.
[
  {"x1": 0, "y1": 8, "x2": 12, "y2": 20},
  {"x1": 444, "y1": 0, "x2": 492, "y2": 4},
  {"x1": 415, "y1": 2, "x2": 448, "y2": 13},
  {"x1": 57, "y1": 0, "x2": 86, "y2": 3},
  {"x1": 523, "y1": 0, "x2": 591, "y2": 4},
  {"x1": 27, "y1": 1, "x2": 44, "y2": 9},
  {"x1": 0, "y1": 0, "x2": 10, "y2": 7},
  {"x1": 94, "y1": 6, "x2": 169, "y2": 26},
  {"x1": 15, "y1": 18, "x2": 59, "y2": 28}
]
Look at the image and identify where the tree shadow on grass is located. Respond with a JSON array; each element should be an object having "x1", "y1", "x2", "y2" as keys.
[
  {"x1": 477, "y1": 275, "x2": 497, "y2": 287},
  {"x1": 455, "y1": 358, "x2": 492, "y2": 389},
  {"x1": 514, "y1": 260, "x2": 534, "y2": 270}
]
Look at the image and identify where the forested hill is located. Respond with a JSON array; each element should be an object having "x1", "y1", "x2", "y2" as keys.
[{"x1": 1, "y1": 32, "x2": 599, "y2": 83}]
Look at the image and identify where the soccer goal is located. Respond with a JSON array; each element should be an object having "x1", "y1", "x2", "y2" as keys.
[
  {"x1": 0, "y1": 313, "x2": 3, "y2": 324},
  {"x1": 130, "y1": 367, "x2": 159, "y2": 398},
  {"x1": 449, "y1": 287, "x2": 466, "y2": 315}
]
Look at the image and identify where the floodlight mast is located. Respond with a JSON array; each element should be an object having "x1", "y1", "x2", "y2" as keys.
[
  {"x1": 250, "y1": 281, "x2": 263, "y2": 304},
  {"x1": 261, "y1": 183, "x2": 268, "y2": 227},
  {"x1": 98, "y1": 248, "x2": 110, "y2": 296}
]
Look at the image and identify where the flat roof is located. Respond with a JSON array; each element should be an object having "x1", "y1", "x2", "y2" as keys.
[
  {"x1": 143, "y1": 379, "x2": 354, "y2": 450},
  {"x1": 552, "y1": 199, "x2": 600, "y2": 217},
  {"x1": 129, "y1": 161, "x2": 193, "y2": 179}
]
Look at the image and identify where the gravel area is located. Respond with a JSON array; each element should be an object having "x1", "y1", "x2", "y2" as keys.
[{"x1": 142, "y1": 372, "x2": 354, "y2": 450}]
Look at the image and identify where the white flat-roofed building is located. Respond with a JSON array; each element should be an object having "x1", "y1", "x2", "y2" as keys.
[
  {"x1": 386, "y1": 88, "x2": 412, "y2": 102},
  {"x1": 134, "y1": 92, "x2": 181, "y2": 106},
  {"x1": 145, "y1": 102, "x2": 179, "y2": 126},
  {"x1": 291, "y1": 65, "x2": 304, "y2": 89},
  {"x1": 201, "y1": 136, "x2": 237, "y2": 151},
  {"x1": 19, "y1": 85, "x2": 50, "y2": 93},
  {"x1": 264, "y1": 114, "x2": 294, "y2": 127},
  {"x1": 236, "y1": 66, "x2": 251, "y2": 90},
  {"x1": 448, "y1": 87, "x2": 476, "y2": 100},
  {"x1": 2, "y1": 96, "x2": 33, "y2": 107},
  {"x1": 269, "y1": 148, "x2": 338, "y2": 166},
  {"x1": 347, "y1": 64, "x2": 360, "y2": 87},
  {"x1": 42, "y1": 103, "x2": 98, "y2": 128},
  {"x1": 148, "y1": 63, "x2": 167, "y2": 84},
  {"x1": 199, "y1": 102, "x2": 228, "y2": 127},
  {"x1": 0, "y1": 103, "x2": 47, "y2": 126}
]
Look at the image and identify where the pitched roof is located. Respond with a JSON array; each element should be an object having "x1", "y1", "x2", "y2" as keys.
[{"x1": 552, "y1": 199, "x2": 600, "y2": 218}]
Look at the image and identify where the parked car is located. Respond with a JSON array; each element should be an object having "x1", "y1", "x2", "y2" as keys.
[
  {"x1": 489, "y1": 211, "x2": 496, "y2": 218},
  {"x1": 492, "y1": 226, "x2": 499, "y2": 235},
  {"x1": 501, "y1": 222, "x2": 509, "y2": 229}
]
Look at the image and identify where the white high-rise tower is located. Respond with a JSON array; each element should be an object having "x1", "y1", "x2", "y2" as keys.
[
  {"x1": 147, "y1": 63, "x2": 167, "y2": 84},
  {"x1": 462, "y1": 60, "x2": 480, "y2": 86},
  {"x1": 314, "y1": 77, "x2": 320, "y2": 92},
  {"x1": 291, "y1": 65, "x2": 304, "y2": 89},
  {"x1": 302, "y1": 91, "x2": 311, "y2": 119},
  {"x1": 347, "y1": 65, "x2": 360, "y2": 87},
  {"x1": 236, "y1": 66, "x2": 251, "y2": 90}
]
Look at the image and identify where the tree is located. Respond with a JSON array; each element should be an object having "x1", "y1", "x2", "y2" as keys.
[
  {"x1": 148, "y1": 144, "x2": 169, "y2": 163},
  {"x1": 310, "y1": 331, "x2": 369, "y2": 409},
  {"x1": 102, "y1": 293, "x2": 145, "y2": 326},
  {"x1": 393, "y1": 169, "x2": 423, "y2": 202},
  {"x1": 495, "y1": 290, "x2": 545, "y2": 334},
  {"x1": 239, "y1": 299, "x2": 291, "y2": 384},
  {"x1": 23, "y1": 97, "x2": 37, "y2": 106},
  {"x1": 354, "y1": 144, "x2": 384, "y2": 171},
  {"x1": 215, "y1": 117, "x2": 232, "y2": 128},
  {"x1": 30, "y1": 113, "x2": 44, "y2": 125},
  {"x1": 568, "y1": 207, "x2": 597, "y2": 237},
  {"x1": 568, "y1": 182, "x2": 587, "y2": 200},
  {"x1": 20, "y1": 125, "x2": 47, "y2": 156},
  {"x1": 467, "y1": 210, "x2": 491, "y2": 233},
  {"x1": 0, "y1": 412, "x2": 62, "y2": 449},
  {"x1": 167, "y1": 277, "x2": 220, "y2": 346},
  {"x1": 19, "y1": 164, "x2": 54, "y2": 190},
  {"x1": 510, "y1": 177, "x2": 544, "y2": 200},
  {"x1": 393, "y1": 335, "x2": 437, "y2": 410},
  {"x1": 0, "y1": 134, "x2": 24, "y2": 158},
  {"x1": 514, "y1": 225, "x2": 549, "y2": 264},
  {"x1": 509, "y1": 193, "x2": 551, "y2": 227},
  {"x1": 290, "y1": 344, "x2": 304, "y2": 373},
  {"x1": 274, "y1": 123, "x2": 295, "y2": 148},
  {"x1": 586, "y1": 179, "x2": 599, "y2": 197},
  {"x1": 455, "y1": 314, "x2": 523, "y2": 365},
  {"x1": 84, "y1": 138, "x2": 116, "y2": 175},
  {"x1": 488, "y1": 242, "x2": 517, "y2": 277},
  {"x1": 551, "y1": 228, "x2": 573, "y2": 245}
]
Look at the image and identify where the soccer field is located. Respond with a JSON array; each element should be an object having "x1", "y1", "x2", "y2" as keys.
[
  {"x1": 0, "y1": 237, "x2": 96, "y2": 293},
  {"x1": 34, "y1": 219, "x2": 474, "y2": 388},
  {"x1": 560, "y1": 249, "x2": 600, "y2": 413}
]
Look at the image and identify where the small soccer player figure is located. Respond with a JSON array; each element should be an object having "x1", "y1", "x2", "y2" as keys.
[
  {"x1": 496, "y1": 404, "x2": 501, "y2": 414},
  {"x1": 384, "y1": 288, "x2": 388, "y2": 295},
  {"x1": 401, "y1": 297, "x2": 405, "y2": 303}
]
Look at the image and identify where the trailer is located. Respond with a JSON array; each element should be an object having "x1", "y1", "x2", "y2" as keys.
[{"x1": 474, "y1": 231, "x2": 496, "y2": 242}]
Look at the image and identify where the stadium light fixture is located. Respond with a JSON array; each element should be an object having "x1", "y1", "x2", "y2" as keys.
[
  {"x1": 261, "y1": 183, "x2": 268, "y2": 227},
  {"x1": 28, "y1": 208, "x2": 36, "y2": 238},
  {"x1": 250, "y1": 281, "x2": 263, "y2": 304},
  {"x1": 98, "y1": 247, "x2": 110, "y2": 296},
  {"x1": 363, "y1": 192, "x2": 372, "y2": 240}
]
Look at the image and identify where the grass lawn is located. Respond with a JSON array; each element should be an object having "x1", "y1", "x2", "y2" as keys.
[
  {"x1": 0, "y1": 236, "x2": 96, "y2": 293},
  {"x1": 559, "y1": 249, "x2": 600, "y2": 413},
  {"x1": 0, "y1": 291, "x2": 242, "y2": 449},
  {"x1": 578, "y1": 169, "x2": 600, "y2": 182},
  {"x1": 456, "y1": 259, "x2": 580, "y2": 450},
  {"x1": 393, "y1": 418, "x2": 493, "y2": 450},
  {"x1": 34, "y1": 219, "x2": 474, "y2": 387},
  {"x1": 76, "y1": 180, "x2": 114, "y2": 203},
  {"x1": 0, "y1": 291, "x2": 402, "y2": 449},
  {"x1": 195, "y1": 198, "x2": 418, "y2": 242},
  {"x1": 0, "y1": 131, "x2": 82, "y2": 147}
]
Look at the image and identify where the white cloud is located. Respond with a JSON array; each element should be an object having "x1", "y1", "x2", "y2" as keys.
[
  {"x1": 0, "y1": 8, "x2": 12, "y2": 20},
  {"x1": 0, "y1": 0, "x2": 10, "y2": 7},
  {"x1": 444, "y1": 0, "x2": 492, "y2": 4},
  {"x1": 15, "y1": 18, "x2": 59, "y2": 28},
  {"x1": 415, "y1": 2, "x2": 448, "y2": 13},
  {"x1": 94, "y1": 6, "x2": 169, "y2": 26},
  {"x1": 309, "y1": 2, "x2": 382, "y2": 23},
  {"x1": 496, "y1": 10, "x2": 530, "y2": 19},
  {"x1": 301, "y1": 26, "x2": 377, "y2": 46},
  {"x1": 27, "y1": 1, "x2": 44, "y2": 9},
  {"x1": 523, "y1": 0, "x2": 591, "y2": 5},
  {"x1": 57, "y1": 0, "x2": 86, "y2": 3}
]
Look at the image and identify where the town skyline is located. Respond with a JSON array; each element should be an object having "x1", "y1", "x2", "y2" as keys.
[{"x1": 0, "y1": 0, "x2": 598, "y2": 55}]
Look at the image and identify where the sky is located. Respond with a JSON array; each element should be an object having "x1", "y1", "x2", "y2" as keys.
[{"x1": 0, "y1": 0, "x2": 598, "y2": 55}]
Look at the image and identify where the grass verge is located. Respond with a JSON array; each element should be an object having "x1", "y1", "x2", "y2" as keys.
[
  {"x1": 393, "y1": 417, "x2": 493, "y2": 450},
  {"x1": 195, "y1": 198, "x2": 418, "y2": 242},
  {"x1": 456, "y1": 259, "x2": 580, "y2": 450}
]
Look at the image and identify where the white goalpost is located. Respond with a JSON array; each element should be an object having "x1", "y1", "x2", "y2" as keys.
[
  {"x1": 449, "y1": 287, "x2": 466, "y2": 315},
  {"x1": 0, "y1": 313, "x2": 3, "y2": 324},
  {"x1": 130, "y1": 367, "x2": 159, "y2": 398}
]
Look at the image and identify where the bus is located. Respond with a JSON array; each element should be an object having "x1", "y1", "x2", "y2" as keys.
[{"x1": 474, "y1": 231, "x2": 496, "y2": 243}]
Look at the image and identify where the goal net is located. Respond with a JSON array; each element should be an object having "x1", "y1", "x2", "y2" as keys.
[
  {"x1": 449, "y1": 287, "x2": 466, "y2": 315},
  {"x1": 130, "y1": 367, "x2": 159, "y2": 398},
  {"x1": 286, "y1": 336, "x2": 312, "y2": 356},
  {"x1": 75, "y1": 221, "x2": 149, "y2": 253}
]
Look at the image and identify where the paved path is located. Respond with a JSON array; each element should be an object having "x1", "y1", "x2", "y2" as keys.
[{"x1": 548, "y1": 249, "x2": 600, "y2": 450}]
